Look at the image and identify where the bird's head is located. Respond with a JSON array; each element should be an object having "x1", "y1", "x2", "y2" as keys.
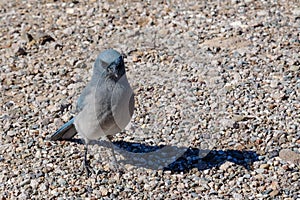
[{"x1": 94, "y1": 49, "x2": 125, "y2": 81}]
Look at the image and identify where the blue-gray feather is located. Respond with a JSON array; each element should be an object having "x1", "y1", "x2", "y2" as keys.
[{"x1": 50, "y1": 118, "x2": 77, "y2": 140}]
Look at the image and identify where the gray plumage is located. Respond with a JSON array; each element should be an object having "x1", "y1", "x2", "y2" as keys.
[{"x1": 50, "y1": 49, "x2": 134, "y2": 176}]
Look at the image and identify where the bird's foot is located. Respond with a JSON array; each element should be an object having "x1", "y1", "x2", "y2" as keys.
[{"x1": 81, "y1": 159, "x2": 95, "y2": 177}]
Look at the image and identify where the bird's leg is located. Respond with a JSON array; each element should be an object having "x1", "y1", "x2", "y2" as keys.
[
  {"x1": 108, "y1": 140, "x2": 119, "y2": 169},
  {"x1": 82, "y1": 140, "x2": 94, "y2": 177},
  {"x1": 106, "y1": 136, "x2": 124, "y2": 173}
]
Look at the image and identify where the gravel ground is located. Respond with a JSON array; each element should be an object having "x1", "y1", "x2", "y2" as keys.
[{"x1": 1, "y1": 0, "x2": 300, "y2": 199}]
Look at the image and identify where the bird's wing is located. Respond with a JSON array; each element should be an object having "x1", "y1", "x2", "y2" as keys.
[{"x1": 49, "y1": 118, "x2": 77, "y2": 140}]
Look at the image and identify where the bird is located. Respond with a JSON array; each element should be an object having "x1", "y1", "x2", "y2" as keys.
[{"x1": 50, "y1": 49, "x2": 135, "y2": 176}]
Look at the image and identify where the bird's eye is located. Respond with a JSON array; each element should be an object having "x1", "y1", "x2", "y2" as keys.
[{"x1": 100, "y1": 60, "x2": 109, "y2": 68}]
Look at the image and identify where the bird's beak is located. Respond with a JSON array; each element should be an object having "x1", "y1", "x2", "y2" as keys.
[
  {"x1": 107, "y1": 56, "x2": 123, "y2": 79},
  {"x1": 108, "y1": 64, "x2": 119, "y2": 79},
  {"x1": 112, "y1": 72, "x2": 119, "y2": 79}
]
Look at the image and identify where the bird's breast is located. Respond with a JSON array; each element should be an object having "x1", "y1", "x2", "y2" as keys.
[{"x1": 75, "y1": 76, "x2": 134, "y2": 140}]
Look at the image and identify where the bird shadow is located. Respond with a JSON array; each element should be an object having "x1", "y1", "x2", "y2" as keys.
[{"x1": 67, "y1": 138, "x2": 259, "y2": 173}]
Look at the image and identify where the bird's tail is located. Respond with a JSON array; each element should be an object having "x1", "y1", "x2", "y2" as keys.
[{"x1": 49, "y1": 118, "x2": 77, "y2": 140}]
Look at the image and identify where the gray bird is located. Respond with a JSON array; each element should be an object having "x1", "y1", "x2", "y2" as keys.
[{"x1": 50, "y1": 49, "x2": 134, "y2": 176}]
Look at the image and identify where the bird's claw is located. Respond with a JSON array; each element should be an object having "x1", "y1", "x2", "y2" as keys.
[{"x1": 82, "y1": 159, "x2": 95, "y2": 177}]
